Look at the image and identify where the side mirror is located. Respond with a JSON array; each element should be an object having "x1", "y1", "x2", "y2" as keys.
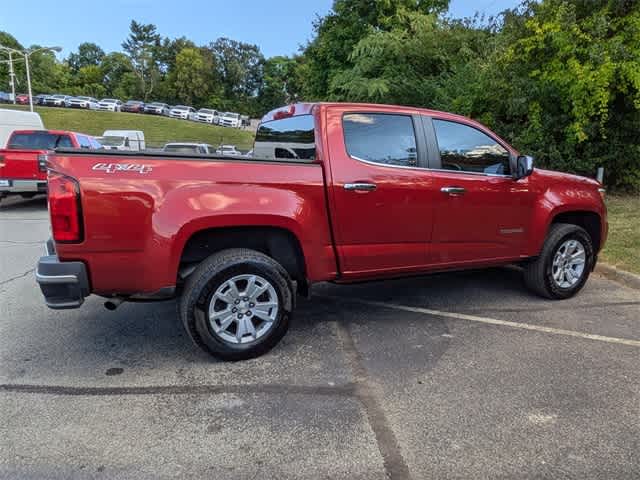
[{"x1": 513, "y1": 155, "x2": 534, "y2": 180}]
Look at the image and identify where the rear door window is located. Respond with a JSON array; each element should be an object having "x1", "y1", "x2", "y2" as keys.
[
  {"x1": 254, "y1": 115, "x2": 316, "y2": 161},
  {"x1": 343, "y1": 113, "x2": 418, "y2": 167},
  {"x1": 8, "y1": 132, "x2": 73, "y2": 149}
]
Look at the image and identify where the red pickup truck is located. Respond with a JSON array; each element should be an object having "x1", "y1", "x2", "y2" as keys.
[
  {"x1": 35, "y1": 103, "x2": 607, "y2": 360},
  {"x1": 0, "y1": 130, "x2": 101, "y2": 200}
]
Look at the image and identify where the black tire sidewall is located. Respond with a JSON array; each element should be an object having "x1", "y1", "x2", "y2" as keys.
[
  {"x1": 543, "y1": 228, "x2": 594, "y2": 299},
  {"x1": 185, "y1": 259, "x2": 292, "y2": 360}
]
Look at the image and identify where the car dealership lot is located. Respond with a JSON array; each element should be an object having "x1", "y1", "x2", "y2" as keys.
[{"x1": 1, "y1": 196, "x2": 638, "y2": 479}]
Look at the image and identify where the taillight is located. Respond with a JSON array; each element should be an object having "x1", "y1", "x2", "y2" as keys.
[
  {"x1": 48, "y1": 172, "x2": 83, "y2": 243},
  {"x1": 38, "y1": 153, "x2": 49, "y2": 172}
]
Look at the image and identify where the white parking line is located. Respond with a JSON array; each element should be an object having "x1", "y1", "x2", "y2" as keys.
[{"x1": 329, "y1": 297, "x2": 640, "y2": 348}]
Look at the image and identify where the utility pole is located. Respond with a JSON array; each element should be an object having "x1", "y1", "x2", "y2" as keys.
[
  {"x1": 7, "y1": 51, "x2": 16, "y2": 104},
  {"x1": 24, "y1": 51, "x2": 33, "y2": 111},
  {"x1": 0, "y1": 44, "x2": 61, "y2": 112}
]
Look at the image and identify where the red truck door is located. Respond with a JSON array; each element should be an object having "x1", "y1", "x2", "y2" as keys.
[
  {"x1": 424, "y1": 116, "x2": 536, "y2": 264},
  {"x1": 325, "y1": 106, "x2": 437, "y2": 278}
]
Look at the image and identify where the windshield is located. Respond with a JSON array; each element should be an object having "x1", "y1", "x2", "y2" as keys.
[
  {"x1": 199, "y1": 109, "x2": 214, "y2": 114},
  {"x1": 8, "y1": 132, "x2": 73, "y2": 149},
  {"x1": 173, "y1": 105, "x2": 189, "y2": 110},
  {"x1": 127, "y1": 100, "x2": 142, "y2": 105},
  {"x1": 102, "y1": 99, "x2": 116, "y2": 103},
  {"x1": 164, "y1": 144, "x2": 201, "y2": 153},
  {"x1": 76, "y1": 97, "x2": 91, "y2": 101},
  {"x1": 100, "y1": 136, "x2": 126, "y2": 146},
  {"x1": 53, "y1": 95, "x2": 66, "y2": 99},
  {"x1": 223, "y1": 112, "x2": 240, "y2": 119}
]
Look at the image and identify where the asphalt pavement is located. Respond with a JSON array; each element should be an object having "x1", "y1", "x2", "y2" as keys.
[{"x1": 1, "y1": 195, "x2": 638, "y2": 479}]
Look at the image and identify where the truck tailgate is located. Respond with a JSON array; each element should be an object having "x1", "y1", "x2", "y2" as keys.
[{"x1": 0, "y1": 149, "x2": 47, "y2": 180}]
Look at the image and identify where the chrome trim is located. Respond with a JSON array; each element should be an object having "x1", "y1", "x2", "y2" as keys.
[
  {"x1": 349, "y1": 155, "x2": 423, "y2": 171},
  {"x1": 441, "y1": 186, "x2": 466, "y2": 195},
  {"x1": 35, "y1": 271, "x2": 78, "y2": 284},
  {"x1": 344, "y1": 182, "x2": 377, "y2": 192}
]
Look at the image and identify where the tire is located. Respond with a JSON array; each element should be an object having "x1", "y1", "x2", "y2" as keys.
[
  {"x1": 179, "y1": 248, "x2": 294, "y2": 361},
  {"x1": 524, "y1": 223, "x2": 594, "y2": 299}
]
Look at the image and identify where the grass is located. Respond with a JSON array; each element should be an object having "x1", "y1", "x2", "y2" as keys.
[
  {"x1": 601, "y1": 195, "x2": 640, "y2": 274},
  {"x1": 1, "y1": 104, "x2": 255, "y2": 149}
]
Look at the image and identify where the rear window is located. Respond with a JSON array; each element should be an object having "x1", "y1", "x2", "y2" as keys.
[
  {"x1": 8, "y1": 132, "x2": 73, "y2": 149},
  {"x1": 163, "y1": 145, "x2": 201, "y2": 153},
  {"x1": 253, "y1": 115, "x2": 316, "y2": 161}
]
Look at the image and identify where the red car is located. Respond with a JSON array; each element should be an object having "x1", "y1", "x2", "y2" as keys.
[
  {"x1": 15, "y1": 94, "x2": 30, "y2": 105},
  {"x1": 0, "y1": 130, "x2": 101, "y2": 199},
  {"x1": 35, "y1": 103, "x2": 607, "y2": 360}
]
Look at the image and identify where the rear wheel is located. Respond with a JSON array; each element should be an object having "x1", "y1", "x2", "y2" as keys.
[
  {"x1": 524, "y1": 223, "x2": 594, "y2": 299},
  {"x1": 180, "y1": 249, "x2": 293, "y2": 361}
]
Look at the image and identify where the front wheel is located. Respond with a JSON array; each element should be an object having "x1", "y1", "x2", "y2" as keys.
[
  {"x1": 524, "y1": 223, "x2": 594, "y2": 299},
  {"x1": 179, "y1": 249, "x2": 294, "y2": 361}
]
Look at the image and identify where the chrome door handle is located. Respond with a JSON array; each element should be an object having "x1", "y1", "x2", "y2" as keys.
[
  {"x1": 441, "y1": 186, "x2": 466, "y2": 195},
  {"x1": 344, "y1": 183, "x2": 377, "y2": 192}
]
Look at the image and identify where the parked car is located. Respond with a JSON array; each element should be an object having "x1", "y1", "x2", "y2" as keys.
[
  {"x1": 144, "y1": 102, "x2": 170, "y2": 116},
  {"x1": 0, "y1": 92, "x2": 11, "y2": 103},
  {"x1": 15, "y1": 94, "x2": 30, "y2": 105},
  {"x1": 44, "y1": 94, "x2": 72, "y2": 107},
  {"x1": 0, "y1": 129, "x2": 99, "y2": 201},
  {"x1": 100, "y1": 130, "x2": 146, "y2": 151},
  {"x1": 162, "y1": 142, "x2": 212, "y2": 154},
  {"x1": 215, "y1": 144, "x2": 241, "y2": 156},
  {"x1": 34, "y1": 102, "x2": 608, "y2": 361},
  {"x1": 195, "y1": 108, "x2": 220, "y2": 124},
  {"x1": 0, "y1": 108, "x2": 44, "y2": 148},
  {"x1": 68, "y1": 96, "x2": 99, "y2": 110},
  {"x1": 97, "y1": 98, "x2": 122, "y2": 112},
  {"x1": 34, "y1": 94, "x2": 51, "y2": 105},
  {"x1": 121, "y1": 100, "x2": 145, "y2": 113},
  {"x1": 169, "y1": 105, "x2": 196, "y2": 120},
  {"x1": 219, "y1": 111, "x2": 241, "y2": 128}
]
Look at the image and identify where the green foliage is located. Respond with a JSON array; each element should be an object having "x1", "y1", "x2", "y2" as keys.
[
  {"x1": 121, "y1": 21, "x2": 161, "y2": 100},
  {"x1": 169, "y1": 47, "x2": 210, "y2": 106},
  {"x1": 67, "y1": 42, "x2": 105, "y2": 73}
]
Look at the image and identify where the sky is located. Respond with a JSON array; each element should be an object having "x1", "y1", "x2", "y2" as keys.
[{"x1": 0, "y1": 0, "x2": 519, "y2": 59}]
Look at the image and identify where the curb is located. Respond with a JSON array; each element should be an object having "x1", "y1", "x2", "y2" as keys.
[{"x1": 595, "y1": 263, "x2": 640, "y2": 291}]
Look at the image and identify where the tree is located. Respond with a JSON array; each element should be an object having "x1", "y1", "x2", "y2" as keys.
[
  {"x1": 300, "y1": 0, "x2": 451, "y2": 98},
  {"x1": 207, "y1": 38, "x2": 264, "y2": 112},
  {"x1": 258, "y1": 56, "x2": 301, "y2": 112},
  {"x1": 122, "y1": 20, "x2": 161, "y2": 100},
  {"x1": 169, "y1": 47, "x2": 210, "y2": 106},
  {"x1": 100, "y1": 52, "x2": 136, "y2": 98},
  {"x1": 67, "y1": 42, "x2": 105, "y2": 73}
]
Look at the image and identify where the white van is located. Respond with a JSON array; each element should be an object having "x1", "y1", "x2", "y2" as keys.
[
  {"x1": 0, "y1": 109, "x2": 45, "y2": 147},
  {"x1": 101, "y1": 130, "x2": 146, "y2": 151}
]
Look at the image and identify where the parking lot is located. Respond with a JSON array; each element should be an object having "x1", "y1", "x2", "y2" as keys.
[{"x1": 1, "y1": 195, "x2": 638, "y2": 479}]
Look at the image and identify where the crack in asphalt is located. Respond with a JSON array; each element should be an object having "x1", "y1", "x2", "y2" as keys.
[
  {"x1": 333, "y1": 321, "x2": 412, "y2": 480},
  {"x1": 0, "y1": 269, "x2": 34, "y2": 287},
  {"x1": 0, "y1": 383, "x2": 357, "y2": 397},
  {"x1": 0, "y1": 240, "x2": 44, "y2": 245}
]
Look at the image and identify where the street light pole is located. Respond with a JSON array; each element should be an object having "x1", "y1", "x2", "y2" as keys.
[
  {"x1": 24, "y1": 52, "x2": 33, "y2": 112},
  {"x1": 0, "y1": 44, "x2": 61, "y2": 112},
  {"x1": 7, "y1": 51, "x2": 16, "y2": 104}
]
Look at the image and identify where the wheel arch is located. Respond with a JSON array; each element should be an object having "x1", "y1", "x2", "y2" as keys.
[
  {"x1": 549, "y1": 210, "x2": 603, "y2": 253},
  {"x1": 177, "y1": 225, "x2": 308, "y2": 294}
]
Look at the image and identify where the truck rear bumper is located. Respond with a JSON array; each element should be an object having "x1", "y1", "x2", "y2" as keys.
[
  {"x1": 36, "y1": 239, "x2": 90, "y2": 309},
  {"x1": 0, "y1": 179, "x2": 47, "y2": 194}
]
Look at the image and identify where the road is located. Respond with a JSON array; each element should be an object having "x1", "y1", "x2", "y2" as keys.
[{"x1": 1, "y1": 196, "x2": 638, "y2": 479}]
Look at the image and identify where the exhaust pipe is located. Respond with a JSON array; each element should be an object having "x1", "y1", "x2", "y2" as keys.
[{"x1": 104, "y1": 297, "x2": 124, "y2": 311}]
